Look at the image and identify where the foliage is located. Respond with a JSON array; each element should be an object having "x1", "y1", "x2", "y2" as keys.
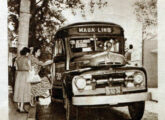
[
  {"x1": 134, "y1": 0, "x2": 157, "y2": 40},
  {"x1": 8, "y1": 0, "x2": 108, "y2": 50}
]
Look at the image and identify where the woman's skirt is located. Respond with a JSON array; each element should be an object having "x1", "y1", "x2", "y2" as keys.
[
  {"x1": 14, "y1": 71, "x2": 31, "y2": 103},
  {"x1": 31, "y1": 77, "x2": 51, "y2": 98}
]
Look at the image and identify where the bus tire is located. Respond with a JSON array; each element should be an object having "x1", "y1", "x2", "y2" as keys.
[
  {"x1": 66, "y1": 98, "x2": 74, "y2": 120},
  {"x1": 128, "y1": 101, "x2": 145, "y2": 120}
]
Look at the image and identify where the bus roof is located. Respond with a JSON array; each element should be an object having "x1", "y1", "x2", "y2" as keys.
[{"x1": 55, "y1": 21, "x2": 124, "y2": 38}]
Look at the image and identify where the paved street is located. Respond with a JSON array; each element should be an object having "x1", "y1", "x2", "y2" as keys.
[
  {"x1": 9, "y1": 89, "x2": 158, "y2": 120},
  {"x1": 9, "y1": 86, "x2": 158, "y2": 120},
  {"x1": 9, "y1": 97, "x2": 158, "y2": 120},
  {"x1": 9, "y1": 93, "x2": 28, "y2": 120},
  {"x1": 36, "y1": 101, "x2": 158, "y2": 120}
]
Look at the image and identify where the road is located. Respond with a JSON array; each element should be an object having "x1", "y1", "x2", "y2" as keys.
[{"x1": 36, "y1": 101, "x2": 158, "y2": 120}]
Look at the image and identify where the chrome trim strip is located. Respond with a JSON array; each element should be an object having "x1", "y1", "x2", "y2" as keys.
[{"x1": 72, "y1": 92, "x2": 151, "y2": 106}]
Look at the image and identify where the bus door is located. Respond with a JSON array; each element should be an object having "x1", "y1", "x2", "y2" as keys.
[{"x1": 53, "y1": 39, "x2": 65, "y2": 89}]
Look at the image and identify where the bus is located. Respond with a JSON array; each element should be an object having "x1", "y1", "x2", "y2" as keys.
[{"x1": 52, "y1": 21, "x2": 151, "y2": 120}]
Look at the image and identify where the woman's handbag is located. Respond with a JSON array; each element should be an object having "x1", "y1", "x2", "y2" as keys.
[
  {"x1": 27, "y1": 67, "x2": 41, "y2": 83},
  {"x1": 39, "y1": 95, "x2": 51, "y2": 105}
]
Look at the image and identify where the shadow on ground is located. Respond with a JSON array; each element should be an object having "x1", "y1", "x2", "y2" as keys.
[{"x1": 36, "y1": 101, "x2": 131, "y2": 120}]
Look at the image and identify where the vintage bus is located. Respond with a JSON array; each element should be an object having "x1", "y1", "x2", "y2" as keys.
[{"x1": 52, "y1": 22, "x2": 151, "y2": 120}]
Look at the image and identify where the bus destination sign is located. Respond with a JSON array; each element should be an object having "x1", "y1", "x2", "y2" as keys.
[{"x1": 78, "y1": 27, "x2": 112, "y2": 33}]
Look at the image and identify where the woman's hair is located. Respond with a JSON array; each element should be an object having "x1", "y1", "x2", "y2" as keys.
[
  {"x1": 38, "y1": 67, "x2": 50, "y2": 78},
  {"x1": 32, "y1": 47, "x2": 40, "y2": 55},
  {"x1": 20, "y1": 47, "x2": 30, "y2": 55}
]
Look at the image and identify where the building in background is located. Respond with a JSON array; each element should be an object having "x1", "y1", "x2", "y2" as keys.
[{"x1": 143, "y1": 35, "x2": 157, "y2": 88}]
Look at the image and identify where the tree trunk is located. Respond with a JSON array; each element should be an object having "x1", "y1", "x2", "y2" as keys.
[
  {"x1": 28, "y1": 0, "x2": 36, "y2": 47},
  {"x1": 17, "y1": 0, "x2": 31, "y2": 53}
]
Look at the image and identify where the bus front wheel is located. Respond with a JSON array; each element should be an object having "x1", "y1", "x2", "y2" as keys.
[
  {"x1": 65, "y1": 98, "x2": 75, "y2": 120},
  {"x1": 128, "y1": 101, "x2": 145, "y2": 120}
]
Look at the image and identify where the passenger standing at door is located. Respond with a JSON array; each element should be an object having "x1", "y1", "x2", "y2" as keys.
[
  {"x1": 125, "y1": 44, "x2": 133, "y2": 64},
  {"x1": 30, "y1": 47, "x2": 53, "y2": 106},
  {"x1": 14, "y1": 47, "x2": 31, "y2": 113}
]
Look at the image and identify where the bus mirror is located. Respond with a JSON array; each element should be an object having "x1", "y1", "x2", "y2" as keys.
[{"x1": 125, "y1": 38, "x2": 127, "y2": 41}]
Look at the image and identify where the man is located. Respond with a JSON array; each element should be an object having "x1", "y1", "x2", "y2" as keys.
[
  {"x1": 104, "y1": 39, "x2": 117, "y2": 52},
  {"x1": 125, "y1": 44, "x2": 133, "y2": 64}
]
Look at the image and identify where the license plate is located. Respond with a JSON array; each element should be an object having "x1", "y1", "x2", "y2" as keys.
[{"x1": 105, "y1": 87, "x2": 121, "y2": 95}]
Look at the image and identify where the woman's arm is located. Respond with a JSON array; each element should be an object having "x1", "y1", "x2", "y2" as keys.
[
  {"x1": 28, "y1": 59, "x2": 32, "y2": 71},
  {"x1": 42, "y1": 60, "x2": 53, "y2": 66},
  {"x1": 33, "y1": 57, "x2": 53, "y2": 66}
]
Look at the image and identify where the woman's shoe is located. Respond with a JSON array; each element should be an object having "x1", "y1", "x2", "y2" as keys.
[
  {"x1": 16, "y1": 109, "x2": 20, "y2": 112},
  {"x1": 30, "y1": 102, "x2": 35, "y2": 107},
  {"x1": 19, "y1": 109, "x2": 28, "y2": 113},
  {"x1": 17, "y1": 108, "x2": 28, "y2": 113},
  {"x1": 30, "y1": 98, "x2": 35, "y2": 107}
]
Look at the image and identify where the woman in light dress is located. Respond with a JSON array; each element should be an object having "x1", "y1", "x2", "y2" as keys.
[{"x1": 14, "y1": 47, "x2": 31, "y2": 113}]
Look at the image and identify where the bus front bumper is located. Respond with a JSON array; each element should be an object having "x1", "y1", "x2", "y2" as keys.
[{"x1": 72, "y1": 92, "x2": 151, "y2": 106}]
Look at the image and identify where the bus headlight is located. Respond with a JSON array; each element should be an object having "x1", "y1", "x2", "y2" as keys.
[
  {"x1": 74, "y1": 76, "x2": 86, "y2": 90},
  {"x1": 125, "y1": 70, "x2": 146, "y2": 90},
  {"x1": 134, "y1": 72, "x2": 144, "y2": 85}
]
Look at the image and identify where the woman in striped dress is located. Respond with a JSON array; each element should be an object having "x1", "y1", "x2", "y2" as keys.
[{"x1": 30, "y1": 47, "x2": 53, "y2": 105}]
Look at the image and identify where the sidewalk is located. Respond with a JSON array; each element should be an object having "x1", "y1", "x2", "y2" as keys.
[
  {"x1": 8, "y1": 86, "x2": 36, "y2": 120},
  {"x1": 9, "y1": 93, "x2": 28, "y2": 120}
]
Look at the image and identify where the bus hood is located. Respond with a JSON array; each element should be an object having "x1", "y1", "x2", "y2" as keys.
[{"x1": 71, "y1": 51, "x2": 126, "y2": 67}]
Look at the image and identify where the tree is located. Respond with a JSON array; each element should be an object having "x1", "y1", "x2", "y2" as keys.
[
  {"x1": 134, "y1": 0, "x2": 157, "y2": 40},
  {"x1": 8, "y1": 0, "x2": 108, "y2": 50}
]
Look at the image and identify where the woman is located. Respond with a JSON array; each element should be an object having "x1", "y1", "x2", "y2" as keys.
[
  {"x1": 30, "y1": 47, "x2": 53, "y2": 105},
  {"x1": 33, "y1": 67, "x2": 52, "y2": 98},
  {"x1": 14, "y1": 47, "x2": 31, "y2": 113}
]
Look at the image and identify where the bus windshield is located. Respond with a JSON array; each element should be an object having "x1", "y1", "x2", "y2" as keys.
[{"x1": 69, "y1": 37, "x2": 120, "y2": 53}]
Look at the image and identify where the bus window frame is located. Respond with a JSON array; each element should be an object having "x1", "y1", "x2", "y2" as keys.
[{"x1": 67, "y1": 36, "x2": 124, "y2": 55}]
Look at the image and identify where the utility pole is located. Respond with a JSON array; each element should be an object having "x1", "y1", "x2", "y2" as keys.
[{"x1": 17, "y1": 0, "x2": 31, "y2": 53}]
